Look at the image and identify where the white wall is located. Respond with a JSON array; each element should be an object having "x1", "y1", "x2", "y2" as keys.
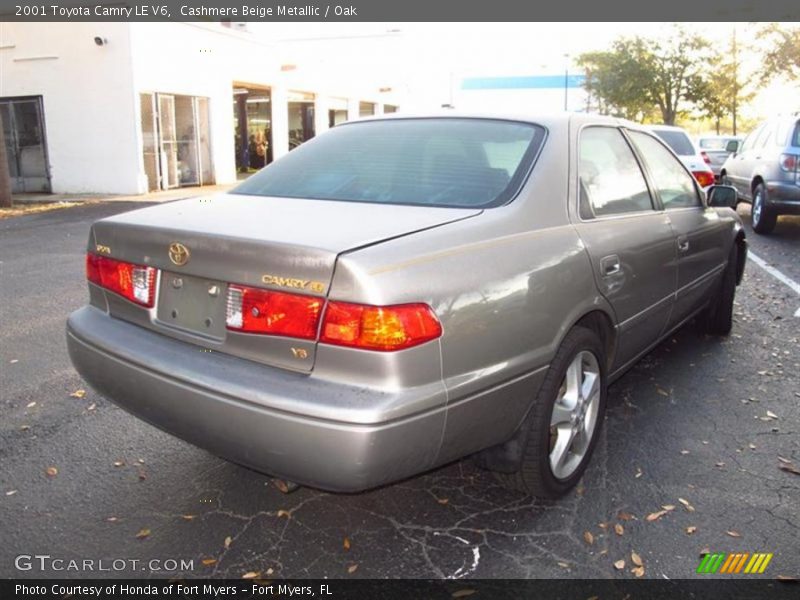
[{"x1": 0, "y1": 22, "x2": 140, "y2": 194}]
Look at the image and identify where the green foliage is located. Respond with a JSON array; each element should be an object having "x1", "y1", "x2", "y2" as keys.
[
  {"x1": 760, "y1": 24, "x2": 800, "y2": 81},
  {"x1": 577, "y1": 26, "x2": 714, "y2": 125}
]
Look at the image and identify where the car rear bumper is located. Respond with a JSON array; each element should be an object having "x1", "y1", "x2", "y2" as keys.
[
  {"x1": 766, "y1": 181, "x2": 800, "y2": 213},
  {"x1": 66, "y1": 306, "x2": 446, "y2": 492}
]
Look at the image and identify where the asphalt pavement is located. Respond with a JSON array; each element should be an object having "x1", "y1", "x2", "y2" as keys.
[{"x1": 1, "y1": 202, "x2": 798, "y2": 580}]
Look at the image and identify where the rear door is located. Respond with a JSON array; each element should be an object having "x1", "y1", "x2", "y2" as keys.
[
  {"x1": 572, "y1": 126, "x2": 677, "y2": 371},
  {"x1": 728, "y1": 124, "x2": 765, "y2": 199},
  {"x1": 627, "y1": 130, "x2": 728, "y2": 329}
]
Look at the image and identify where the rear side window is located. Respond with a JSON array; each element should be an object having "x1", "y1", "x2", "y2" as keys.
[
  {"x1": 231, "y1": 118, "x2": 545, "y2": 208},
  {"x1": 792, "y1": 122, "x2": 800, "y2": 148},
  {"x1": 628, "y1": 131, "x2": 702, "y2": 209},
  {"x1": 579, "y1": 127, "x2": 653, "y2": 218},
  {"x1": 652, "y1": 130, "x2": 695, "y2": 156}
]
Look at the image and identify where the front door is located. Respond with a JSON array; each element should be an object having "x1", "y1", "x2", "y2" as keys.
[
  {"x1": 572, "y1": 126, "x2": 677, "y2": 371},
  {"x1": 1, "y1": 96, "x2": 51, "y2": 193},
  {"x1": 627, "y1": 130, "x2": 728, "y2": 328}
]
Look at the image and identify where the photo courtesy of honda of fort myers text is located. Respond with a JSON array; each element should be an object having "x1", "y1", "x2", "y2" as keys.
[{"x1": 1, "y1": 0, "x2": 800, "y2": 598}]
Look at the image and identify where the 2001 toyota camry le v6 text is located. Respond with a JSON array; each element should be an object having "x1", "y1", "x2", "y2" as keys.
[{"x1": 66, "y1": 114, "x2": 748, "y2": 498}]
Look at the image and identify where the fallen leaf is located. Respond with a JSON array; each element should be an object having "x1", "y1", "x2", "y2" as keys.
[
  {"x1": 598, "y1": 522, "x2": 608, "y2": 530},
  {"x1": 343, "y1": 537, "x2": 351, "y2": 550},
  {"x1": 272, "y1": 479, "x2": 291, "y2": 494},
  {"x1": 779, "y1": 464, "x2": 800, "y2": 476},
  {"x1": 266, "y1": 568, "x2": 274, "y2": 575},
  {"x1": 631, "y1": 552, "x2": 643, "y2": 567},
  {"x1": 87, "y1": 403, "x2": 96, "y2": 411},
  {"x1": 10, "y1": 359, "x2": 18, "y2": 364},
  {"x1": 137, "y1": 468, "x2": 147, "y2": 481},
  {"x1": 26, "y1": 402, "x2": 36, "y2": 408},
  {"x1": 242, "y1": 572, "x2": 260, "y2": 579},
  {"x1": 137, "y1": 458, "x2": 145, "y2": 464},
  {"x1": 277, "y1": 509, "x2": 291, "y2": 519},
  {"x1": 70, "y1": 389, "x2": 86, "y2": 398},
  {"x1": 646, "y1": 510, "x2": 668, "y2": 522},
  {"x1": 347, "y1": 563, "x2": 358, "y2": 574},
  {"x1": 181, "y1": 515, "x2": 196, "y2": 521},
  {"x1": 451, "y1": 590, "x2": 476, "y2": 599},
  {"x1": 437, "y1": 497, "x2": 450, "y2": 505},
  {"x1": 748, "y1": 443, "x2": 757, "y2": 450},
  {"x1": 557, "y1": 561, "x2": 570, "y2": 568},
  {"x1": 700, "y1": 547, "x2": 711, "y2": 556},
  {"x1": 777, "y1": 456, "x2": 792, "y2": 465},
  {"x1": 686, "y1": 526, "x2": 697, "y2": 534},
  {"x1": 631, "y1": 565, "x2": 645, "y2": 578},
  {"x1": 662, "y1": 505, "x2": 676, "y2": 512},
  {"x1": 776, "y1": 575, "x2": 798, "y2": 581},
  {"x1": 6, "y1": 490, "x2": 18, "y2": 496},
  {"x1": 635, "y1": 467, "x2": 643, "y2": 478},
  {"x1": 656, "y1": 388, "x2": 669, "y2": 396},
  {"x1": 614, "y1": 559, "x2": 626, "y2": 570},
  {"x1": 224, "y1": 536, "x2": 232, "y2": 549},
  {"x1": 726, "y1": 530, "x2": 741, "y2": 538},
  {"x1": 678, "y1": 498, "x2": 695, "y2": 512},
  {"x1": 113, "y1": 460, "x2": 125, "y2": 467},
  {"x1": 766, "y1": 410, "x2": 779, "y2": 419},
  {"x1": 201, "y1": 558, "x2": 217, "y2": 566},
  {"x1": 106, "y1": 517, "x2": 119, "y2": 522},
  {"x1": 19, "y1": 425, "x2": 30, "y2": 431},
  {"x1": 715, "y1": 462, "x2": 726, "y2": 468},
  {"x1": 614, "y1": 523, "x2": 624, "y2": 536},
  {"x1": 45, "y1": 466, "x2": 58, "y2": 478},
  {"x1": 576, "y1": 484, "x2": 585, "y2": 496},
  {"x1": 618, "y1": 511, "x2": 635, "y2": 521},
  {"x1": 680, "y1": 450, "x2": 690, "y2": 455},
  {"x1": 583, "y1": 531, "x2": 594, "y2": 545},
  {"x1": 135, "y1": 528, "x2": 151, "y2": 539}
]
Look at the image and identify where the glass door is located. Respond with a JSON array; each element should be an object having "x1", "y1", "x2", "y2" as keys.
[
  {"x1": 1, "y1": 96, "x2": 51, "y2": 193},
  {"x1": 157, "y1": 94, "x2": 179, "y2": 189}
]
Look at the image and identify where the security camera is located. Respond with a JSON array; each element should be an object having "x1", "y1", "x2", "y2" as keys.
[{"x1": 94, "y1": 37, "x2": 107, "y2": 46}]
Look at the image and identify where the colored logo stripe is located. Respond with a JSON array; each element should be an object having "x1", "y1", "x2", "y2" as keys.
[{"x1": 698, "y1": 552, "x2": 774, "y2": 574}]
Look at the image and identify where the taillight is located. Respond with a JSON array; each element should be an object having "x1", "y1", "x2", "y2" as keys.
[
  {"x1": 320, "y1": 301, "x2": 442, "y2": 351},
  {"x1": 86, "y1": 253, "x2": 156, "y2": 307},
  {"x1": 226, "y1": 284, "x2": 322, "y2": 339},
  {"x1": 779, "y1": 153, "x2": 798, "y2": 172},
  {"x1": 692, "y1": 170, "x2": 715, "y2": 188},
  {"x1": 700, "y1": 151, "x2": 711, "y2": 165}
]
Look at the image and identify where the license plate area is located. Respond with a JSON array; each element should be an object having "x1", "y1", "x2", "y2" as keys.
[{"x1": 156, "y1": 271, "x2": 227, "y2": 340}]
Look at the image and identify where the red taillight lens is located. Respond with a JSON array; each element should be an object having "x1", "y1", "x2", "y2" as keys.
[
  {"x1": 779, "y1": 153, "x2": 798, "y2": 172},
  {"x1": 320, "y1": 301, "x2": 442, "y2": 351},
  {"x1": 692, "y1": 170, "x2": 715, "y2": 188},
  {"x1": 700, "y1": 151, "x2": 711, "y2": 165},
  {"x1": 86, "y1": 253, "x2": 156, "y2": 307},
  {"x1": 226, "y1": 284, "x2": 323, "y2": 339}
]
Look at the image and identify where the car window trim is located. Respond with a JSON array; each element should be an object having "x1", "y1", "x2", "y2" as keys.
[
  {"x1": 574, "y1": 124, "x2": 660, "y2": 222},
  {"x1": 623, "y1": 127, "x2": 706, "y2": 211}
]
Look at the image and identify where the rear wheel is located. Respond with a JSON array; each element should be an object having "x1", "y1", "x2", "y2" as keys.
[
  {"x1": 751, "y1": 183, "x2": 777, "y2": 234},
  {"x1": 498, "y1": 327, "x2": 607, "y2": 498}
]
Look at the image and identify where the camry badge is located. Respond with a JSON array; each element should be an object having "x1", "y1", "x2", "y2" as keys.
[{"x1": 168, "y1": 242, "x2": 190, "y2": 266}]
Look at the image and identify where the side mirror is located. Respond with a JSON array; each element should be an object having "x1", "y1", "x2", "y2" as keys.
[
  {"x1": 707, "y1": 185, "x2": 738, "y2": 209},
  {"x1": 725, "y1": 140, "x2": 739, "y2": 154}
]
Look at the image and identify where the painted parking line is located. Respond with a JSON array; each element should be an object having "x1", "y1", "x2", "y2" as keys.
[{"x1": 747, "y1": 251, "x2": 800, "y2": 317}]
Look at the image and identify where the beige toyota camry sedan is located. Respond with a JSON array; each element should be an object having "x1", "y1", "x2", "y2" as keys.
[{"x1": 67, "y1": 113, "x2": 746, "y2": 497}]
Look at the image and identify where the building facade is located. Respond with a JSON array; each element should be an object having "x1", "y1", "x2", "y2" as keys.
[{"x1": 0, "y1": 22, "x2": 401, "y2": 194}]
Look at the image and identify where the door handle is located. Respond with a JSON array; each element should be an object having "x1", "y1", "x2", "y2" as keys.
[
  {"x1": 600, "y1": 255, "x2": 621, "y2": 277},
  {"x1": 678, "y1": 237, "x2": 690, "y2": 253}
]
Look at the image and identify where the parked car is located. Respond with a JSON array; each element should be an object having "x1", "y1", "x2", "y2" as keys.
[
  {"x1": 649, "y1": 124, "x2": 716, "y2": 188},
  {"x1": 697, "y1": 135, "x2": 742, "y2": 180},
  {"x1": 67, "y1": 114, "x2": 747, "y2": 498},
  {"x1": 720, "y1": 115, "x2": 800, "y2": 234}
]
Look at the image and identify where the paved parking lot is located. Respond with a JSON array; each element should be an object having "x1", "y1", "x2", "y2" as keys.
[{"x1": 1, "y1": 201, "x2": 798, "y2": 580}]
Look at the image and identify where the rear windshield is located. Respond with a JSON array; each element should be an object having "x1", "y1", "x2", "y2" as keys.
[
  {"x1": 231, "y1": 118, "x2": 545, "y2": 208},
  {"x1": 698, "y1": 138, "x2": 734, "y2": 150},
  {"x1": 793, "y1": 122, "x2": 800, "y2": 147},
  {"x1": 652, "y1": 130, "x2": 695, "y2": 156}
]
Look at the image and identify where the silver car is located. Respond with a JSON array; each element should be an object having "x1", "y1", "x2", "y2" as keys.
[
  {"x1": 697, "y1": 135, "x2": 742, "y2": 180},
  {"x1": 67, "y1": 114, "x2": 747, "y2": 498},
  {"x1": 721, "y1": 115, "x2": 800, "y2": 234}
]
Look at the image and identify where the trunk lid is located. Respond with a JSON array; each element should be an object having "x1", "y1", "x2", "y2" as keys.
[{"x1": 90, "y1": 193, "x2": 480, "y2": 372}]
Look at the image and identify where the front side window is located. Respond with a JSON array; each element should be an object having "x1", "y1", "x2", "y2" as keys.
[
  {"x1": 578, "y1": 127, "x2": 653, "y2": 218},
  {"x1": 232, "y1": 118, "x2": 544, "y2": 208},
  {"x1": 628, "y1": 131, "x2": 702, "y2": 209}
]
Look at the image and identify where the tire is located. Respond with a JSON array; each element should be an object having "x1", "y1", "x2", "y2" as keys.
[
  {"x1": 701, "y1": 243, "x2": 738, "y2": 336},
  {"x1": 751, "y1": 183, "x2": 777, "y2": 234},
  {"x1": 497, "y1": 326, "x2": 607, "y2": 498}
]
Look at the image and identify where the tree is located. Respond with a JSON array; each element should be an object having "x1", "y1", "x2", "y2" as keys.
[
  {"x1": 0, "y1": 111, "x2": 11, "y2": 208},
  {"x1": 700, "y1": 29, "x2": 754, "y2": 135},
  {"x1": 578, "y1": 27, "x2": 713, "y2": 125},
  {"x1": 760, "y1": 24, "x2": 800, "y2": 81}
]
